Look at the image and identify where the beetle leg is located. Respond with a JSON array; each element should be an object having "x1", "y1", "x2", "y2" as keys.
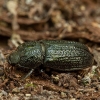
[{"x1": 21, "y1": 69, "x2": 34, "y2": 80}]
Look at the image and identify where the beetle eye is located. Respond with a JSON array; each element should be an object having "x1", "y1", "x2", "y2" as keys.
[{"x1": 7, "y1": 52, "x2": 20, "y2": 65}]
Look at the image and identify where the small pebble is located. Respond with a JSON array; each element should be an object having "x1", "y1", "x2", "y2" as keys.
[
  {"x1": 0, "y1": 90, "x2": 7, "y2": 96},
  {"x1": 12, "y1": 87, "x2": 20, "y2": 93},
  {"x1": 12, "y1": 96, "x2": 20, "y2": 100},
  {"x1": 25, "y1": 94, "x2": 31, "y2": 97},
  {"x1": 70, "y1": 98, "x2": 76, "y2": 100},
  {"x1": 61, "y1": 92, "x2": 67, "y2": 98}
]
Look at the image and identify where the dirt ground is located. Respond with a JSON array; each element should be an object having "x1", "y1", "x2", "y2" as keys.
[{"x1": 0, "y1": 0, "x2": 100, "y2": 100}]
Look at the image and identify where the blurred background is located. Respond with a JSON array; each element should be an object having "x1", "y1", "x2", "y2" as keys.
[{"x1": 0, "y1": 0, "x2": 100, "y2": 48}]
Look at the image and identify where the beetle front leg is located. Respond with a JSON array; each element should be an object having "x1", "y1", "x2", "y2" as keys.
[{"x1": 21, "y1": 69, "x2": 34, "y2": 80}]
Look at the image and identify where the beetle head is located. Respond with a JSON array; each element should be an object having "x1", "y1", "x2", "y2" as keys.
[{"x1": 7, "y1": 51, "x2": 20, "y2": 66}]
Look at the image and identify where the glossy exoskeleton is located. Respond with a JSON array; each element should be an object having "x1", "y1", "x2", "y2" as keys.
[{"x1": 7, "y1": 40, "x2": 94, "y2": 78}]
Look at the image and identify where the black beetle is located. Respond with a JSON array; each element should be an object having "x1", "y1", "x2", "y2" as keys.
[{"x1": 7, "y1": 40, "x2": 94, "y2": 78}]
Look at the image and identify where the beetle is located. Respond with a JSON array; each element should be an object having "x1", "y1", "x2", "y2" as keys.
[{"x1": 7, "y1": 40, "x2": 94, "y2": 78}]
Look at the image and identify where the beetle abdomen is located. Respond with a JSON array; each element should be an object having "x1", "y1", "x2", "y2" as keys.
[{"x1": 41, "y1": 40, "x2": 93, "y2": 71}]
